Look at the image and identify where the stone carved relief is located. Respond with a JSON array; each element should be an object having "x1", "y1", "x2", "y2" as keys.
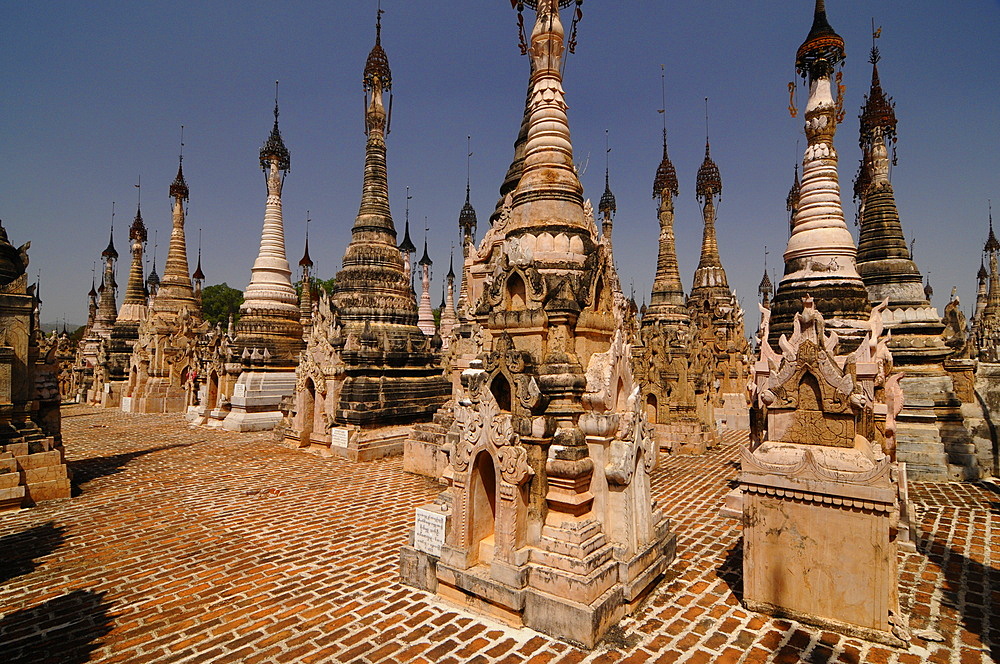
[{"x1": 451, "y1": 364, "x2": 533, "y2": 487}]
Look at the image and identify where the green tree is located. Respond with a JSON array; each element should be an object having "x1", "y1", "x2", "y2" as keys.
[
  {"x1": 201, "y1": 283, "x2": 244, "y2": 327},
  {"x1": 293, "y1": 277, "x2": 337, "y2": 299}
]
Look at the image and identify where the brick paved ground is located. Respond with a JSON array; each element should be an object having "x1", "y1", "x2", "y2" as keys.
[{"x1": 0, "y1": 406, "x2": 996, "y2": 663}]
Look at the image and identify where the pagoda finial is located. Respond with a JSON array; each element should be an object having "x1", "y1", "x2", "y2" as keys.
[
  {"x1": 447, "y1": 243, "x2": 456, "y2": 279},
  {"x1": 419, "y1": 223, "x2": 432, "y2": 266},
  {"x1": 102, "y1": 201, "x2": 118, "y2": 260},
  {"x1": 459, "y1": 137, "x2": 478, "y2": 236},
  {"x1": 192, "y1": 228, "x2": 205, "y2": 282},
  {"x1": 260, "y1": 81, "x2": 291, "y2": 173},
  {"x1": 299, "y1": 212, "x2": 313, "y2": 268},
  {"x1": 695, "y1": 99, "x2": 722, "y2": 203},
  {"x1": 599, "y1": 129, "x2": 616, "y2": 219},
  {"x1": 170, "y1": 125, "x2": 189, "y2": 201},
  {"x1": 796, "y1": 0, "x2": 845, "y2": 80},
  {"x1": 987, "y1": 201, "x2": 999, "y2": 254},
  {"x1": 653, "y1": 65, "x2": 678, "y2": 200}
]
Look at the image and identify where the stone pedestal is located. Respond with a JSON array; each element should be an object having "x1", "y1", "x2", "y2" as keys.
[
  {"x1": 222, "y1": 370, "x2": 296, "y2": 432},
  {"x1": 744, "y1": 297, "x2": 907, "y2": 646}
]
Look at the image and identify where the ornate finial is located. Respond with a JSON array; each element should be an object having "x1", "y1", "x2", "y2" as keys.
[
  {"x1": 695, "y1": 99, "x2": 722, "y2": 203},
  {"x1": 419, "y1": 223, "x2": 432, "y2": 266},
  {"x1": 599, "y1": 129, "x2": 616, "y2": 218},
  {"x1": 459, "y1": 137, "x2": 478, "y2": 233},
  {"x1": 103, "y1": 202, "x2": 118, "y2": 259},
  {"x1": 89, "y1": 262, "x2": 98, "y2": 298},
  {"x1": 170, "y1": 125, "x2": 189, "y2": 201},
  {"x1": 796, "y1": 0, "x2": 845, "y2": 80},
  {"x1": 130, "y1": 180, "x2": 147, "y2": 244},
  {"x1": 447, "y1": 243, "x2": 456, "y2": 279},
  {"x1": 857, "y1": 23, "x2": 896, "y2": 166},
  {"x1": 260, "y1": 81, "x2": 291, "y2": 173},
  {"x1": 399, "y1": 186, "x2": 416, "y2": 253},
  {"x1": 513, "y1": 1, "x2": 583, "y2": 54},
  {"x1": 653, "y1": 67, "x2": 678, "y2": 200},
  {"x1": 364, "y1": 4, "x2": 391, "y2": 93},
  {"x1": 786, "y1": 162, "x2": 801, "y2": 214},
  {"x1": 759, "y1": 246, "x2": 773, "y2": 298},
  {"x1": 300, "y1": 212, "x2": 313, "y2": 267},
  {"x1": 192, "y1": 228, "x2": 205, "y2": 282},
  {"x1": 260, "y1": 81, "x2": 290, "y2": 173},
  {"x1": 987, "y1": 201, "x2": 999, "y2": 254},
  {"x1": 924, "y1": 273, "x2": 933, "y2": 301}
]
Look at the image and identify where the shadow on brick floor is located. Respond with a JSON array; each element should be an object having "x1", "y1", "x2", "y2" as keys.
[
  {"x1": 0, "y1": 522, "x2": 65, "y2": 585},
  {"x1": 69, "y1": 443, "x2": 193, "y2": 495},
  {"x1": 921, "y1": 537, "x2": 999, "y2": 660},
  {"x1": 0, "y1": 589, "x2": 114, "y2": 664}
]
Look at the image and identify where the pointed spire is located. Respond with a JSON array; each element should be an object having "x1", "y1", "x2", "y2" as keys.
[
  {"x1": 459, "y1": 135, "x2": 478, "y2": 235},
  {"x1": 653, "y1": 67, "x2": 678, "y2": 200},
  {"x1": 986, "y1": 203, "x2": 999, "y2": 253},
  {"x1": 121, "y1": 182, "x2": 149, "y2": 309},
  {"x1": 979, "y1": 255, "x2": 989, "y2": 283},
  {"x1": 89, "y1": 262, "x2": 98, "y2": 299},
  {"x1": 695, "y1": 100, "x2": 722, "y2": 203},
  {"x1": 260, "y1": 81, "x2": 291, "y2": 174},
  {"x1": 102, "y1": 202, "x2": 118, "y2": 260},
  {"x1": 599, "y1": 129, "x2": 616, "y2": 220},
  {"x1": 419, "y1": 230, "x2": 432, "y2": 266},
  {"x1": 364, "y1": 2, "x2": 392, "y2": 136},
  {"x1": 170, "y1": 126, "x2": 189, "y2": 201},
  {"x1": 299, "y1": 213, "x2": 313, "y2": 267},
  {"x1": 146, "y1": 229, "x2": 160, "y2": 295},
  {"x1": 796, "y1": 0, "x2": 845, "y2": 80},
  {"x1": 447, "y1": 246, "x2": 456, "y2": 280},
  {"x1": 192, "y1": 230, "x2": 205, "y2": 282},
  {"x1": 399, "y1": 196, "x2": 416, "y2": 253}
]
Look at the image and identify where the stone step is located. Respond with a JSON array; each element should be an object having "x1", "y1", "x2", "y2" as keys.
[{"x1": 903, "y1": 463, "x2": 959, "y2": 482}]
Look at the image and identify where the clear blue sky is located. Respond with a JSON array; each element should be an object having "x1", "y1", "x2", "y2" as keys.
[{"x1": 4, "y1": 1, "x2": 999, "y2": 329}]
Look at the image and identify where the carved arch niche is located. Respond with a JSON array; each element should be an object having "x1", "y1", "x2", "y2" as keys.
[
  {"x1": 481, "y1": 333, "x2": 546, "y2": 419},
  {"x1": 446, "y1": 371, "x2": 534, "y2": 572}
]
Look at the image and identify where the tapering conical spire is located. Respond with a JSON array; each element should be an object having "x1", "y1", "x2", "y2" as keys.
[
  {"x1": 94, "y1": 204, "x2": 119, "y2": 332},
  {"x1": 119, "y1": 195, "x2": 149, "y2": 320},
  {"x1": 417, "y1": 232, "x2": 434, "y2": 336},
  {"x1": 853, "y1": 29, "x2": 929, "y2": 312},
  {"x1": 690, "y1": 106, "x2": 729, "y2": 299},
  {"x1": 192, "y1": 245, "x2": 205, "y2": 283},
  {"x1": 507, "y1": 0, "x2": 587, "y2": 239},
  {"x1": 234, "y1": 86, "x2": 303, "y2": 361},
  {"x1": 154, "y1": 127, "x2": 199, "y2": 317},
  {"x1": 299, "y1": 216, "x2": 313, "y2": 268},
  {"x1": 332, "y1": 6, "x2": 417, "y2": 329},
  {"x1": 769, "y1": 0, "x2": 870, "y2": 346},
  {"x1": 645, "y1": 85, "x2": 687, "y2": 326}
]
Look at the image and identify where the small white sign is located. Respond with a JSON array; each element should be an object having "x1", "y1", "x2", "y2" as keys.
[
  {"x1": 121, "y1": 397, "x2": 132, "y2": 413},
  {"x1": 413, "y1": 507, "x2": 447, "y2": 557},
  {"x1": 232, "y1": 383, "x2": 247, "y2": 398},
  {"x1": 104, "y1": 382, "x2": 112, "y2": 394},
  {"x1": 330, "y1": 428, "x2": 349, "y2": 448}
]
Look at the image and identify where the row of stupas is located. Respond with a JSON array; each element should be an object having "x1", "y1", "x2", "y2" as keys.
[
  {"x1": 62, "y1": 0, "x2": 996, "y2": 484},
  {"x1": 42, "y1": 0, "x2": 998, "y2": 647}
]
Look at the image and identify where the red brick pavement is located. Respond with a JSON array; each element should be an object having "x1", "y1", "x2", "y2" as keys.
[{"x1": 0, "y1": 408, "x2": 995, "y2": 663}]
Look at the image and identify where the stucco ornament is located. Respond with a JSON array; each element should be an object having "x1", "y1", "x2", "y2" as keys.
[{"x1": 452, "y1": 364, "x2": 533, "y2": 486}]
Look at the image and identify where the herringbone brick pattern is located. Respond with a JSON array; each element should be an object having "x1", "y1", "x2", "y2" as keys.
[{"x1": 0, "y1": 407, "x2": 995, "y2": 663}]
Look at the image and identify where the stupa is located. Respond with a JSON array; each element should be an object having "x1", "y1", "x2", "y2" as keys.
[
  {"x1": 636, "y1": 107, "x2": 716, "y2": 454},
  {"x1": 685, "y1": 131, "x2": 750, "y2": 432},
  {"x1": 219, "y1": 88, "x2": 305, "y2": 432},
  {"x1": 103, "y1": 200, "x2": 149, "y2": 408},
  {"x1": 400, "y1": 1, "x2": 674, "y2": 646},
  {"x1": 127, "y1": 144, "x2": 207, "y2": 414},
  {"x1": 286, "y1": 9, "x2": 449, "y2": 460},
  {"x1": 852, "y1": 32, "x2": 984, "y2": 480},
  {"x1": 768, "y1": 0, "x2": 871, "y2": 347}
]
